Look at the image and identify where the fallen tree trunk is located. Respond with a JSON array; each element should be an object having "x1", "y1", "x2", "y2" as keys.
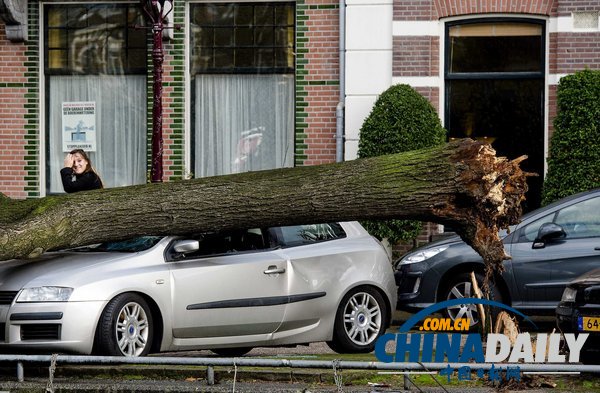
[{"x1": 0, "y1": 139, "x2": 528, "y2": 272}]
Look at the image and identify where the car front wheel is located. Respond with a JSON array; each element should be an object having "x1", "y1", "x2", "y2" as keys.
[
  {"x1": 327, "y1": 287, "x2": 387, "y2": 354},
  {"x1": 95, "y1": 293, "x2": 154, "y2": 357},
  {"x1": 441, "y1": 272, "x2": 501, "y2": 328}
]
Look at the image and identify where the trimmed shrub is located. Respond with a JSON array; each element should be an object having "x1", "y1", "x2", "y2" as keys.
[
  {"x1": 358, "y1": 84, "x2": 446, "y2": 244},
  {"x1": 542, "y1": 69, "x2": 600, "y2": 205}
]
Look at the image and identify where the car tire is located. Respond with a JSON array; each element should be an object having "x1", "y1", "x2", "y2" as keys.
[
  {"x1": 95, "y1": 293, "x2": 154, "y2": 357},
  {"x1": 211, "y1": 347, "x2": 253, "y2": 357},
  {"x1": 441, "y1": 272, "x2": 502, "y2": 329},
  {"x1": 327, "y1": 286, "x2": 388, "y2": 354}
]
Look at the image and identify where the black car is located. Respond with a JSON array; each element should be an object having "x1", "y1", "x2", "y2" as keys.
[
  {"x1": 395, "y1": 188, "x2": 600, "y2": 326},
  {"x1": 556, "y1": 268, "x2": 600, "y2": 364}
]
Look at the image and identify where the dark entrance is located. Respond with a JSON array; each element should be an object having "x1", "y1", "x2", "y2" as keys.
[{"x1": 445, "y1": 20, "x2": 545, "y2": 211}]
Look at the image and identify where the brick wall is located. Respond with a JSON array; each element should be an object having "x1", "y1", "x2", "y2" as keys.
[
  {"x1": 295, "y1": 0, "x2": 340, "y2": 166},
  {"x1": 433, "y1": 0, "x2": 558, "y2": 18},
  {"x1": 394, "y1": 0, "x2": 435, "y2": 20},
  {"x1": 0, "y1": 25, "x2": 27, "y2": 198},
  {"x1": 393, "y1": 36, "x2": 439, "y2": 77},
  {"x1": 550, "y1": 32, "x2": 600, "y2": 73},
  {"x1": 557, "y1": 0, "x2": 600, "y2": 16},
  {"x1": 0, "y1": 0, "x2": 39, "y2": 200},
  {"x1": 163, "y1": 3, "x2": 185, "y2": 181},
  {"x1": 394, "y1": 0, "x2": 559, "y2": 20}
]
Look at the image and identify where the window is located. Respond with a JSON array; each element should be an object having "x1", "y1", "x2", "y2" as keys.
[
  {"x1": 517, "y1": 213, "x2": 555, "y2": 243},
  {"x1": 270, "y1": 223, "x2": 346, "y2": 248},
  {"x1": 445, "y1": 20, "x2": 545, "y2": 211},
  {"x1": 555, "y1": 197, "x2": 600, "y2": 239},
  {"x1": 190, "y1": 2, "x2": 295, "y2": 177},
  {"x1": 169, "y1": 228, "x2": 267, "y2": 260},
  {"x1": 517, "y1": 197, "x2": 600, "y2": 242},
  {"x1": 45, "y1": 4, "x2": 147, "y2": 193}
]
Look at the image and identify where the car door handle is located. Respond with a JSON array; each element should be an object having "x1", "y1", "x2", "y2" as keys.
[
  {"x1": 595, "y1": 247, "x2": 600, "y2": 251},
  {"x1": 264, "y1": 266, "x2": 286, "y2": 275}
]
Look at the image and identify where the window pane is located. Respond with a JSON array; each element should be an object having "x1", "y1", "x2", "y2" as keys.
[
  {"x1": 448, "y1": 23, "x2": 543, "y2": 73},
  {"x1": 518, "y1": 213, "x2": 554, "y2": 242},
  {"x1": 190, "y1": 2, "x2": 294, "y2": 73},
  {"x1": 236, "y1": 48, "x2": 254, "y2": 68},
  {"x1": 194, "y1": 74, "x2": 294, "y2": 177},
  {"x1": 48, "y1": 49, "x2": 67, "y2": 69},
  {"x1": 447, "y1": 78, "x2": 544, "y2": 209},
  {"x1": 255, "y1": 27, "x2": 274, "y2": 46},
  {"x1": 255, "y1": 5, "x2": 272, "y2": 25},
  {"x1": 555, "y1": 198, "x2": 600, "y2": 239},
  {"x1": 47, "y1": 75, "x2": 147, "y2": 192},
  {"x1": 235, "y1": 27, "x2": 253, "y2": 46},
  {"x1": 48, "y1": 29, "x2": 67, "y2": 48},
  {"x1": 48, "y1": 8, "x2": 67, "y2": 27},
  {"x1": 273, "y1": 223, "x2": 347, "y2": 248},
  {"x1": 214, "y1": 4, "x2": 234, "y2": 26},
  {"x1": 236, "y1": 5, "x2": 253, "y2": 26},
  {"x1": 45, "y1": 4, "x2": 146, "y2": 75},
  {"x1": 213, "y1": 48, "x2": 234, "y2": 68},
  {"x1": 215, "y1": 27, "x2": 234, "y2": 46}
]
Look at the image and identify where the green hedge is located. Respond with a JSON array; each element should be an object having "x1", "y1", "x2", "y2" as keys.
[
  {"x1": 542, "y1": 69, "x2": 600, "y2": 205},
  {"x1": 358, "y1": 84, "x2": 446, "y2": 244}
]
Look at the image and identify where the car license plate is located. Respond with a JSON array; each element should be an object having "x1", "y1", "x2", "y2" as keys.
[{"x1": 578, "y1": 316, "x2": 600, "y2": 332}]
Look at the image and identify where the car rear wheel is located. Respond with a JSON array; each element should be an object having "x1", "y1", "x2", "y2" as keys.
[
  {"x1": 441, "y1": 272, "x2": 501, "y2": 328},
  {"x1": 327, "y1": 287, "x2": 387, "y2": 354},
  {"x1": 211, "y1": 347, "x2": 253, "y2": 357},
  {"x1": 96, "y1": 293, "x2": 154, "y2": 357}
]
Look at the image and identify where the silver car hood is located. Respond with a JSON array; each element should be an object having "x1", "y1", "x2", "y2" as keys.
[{"x1": 0, "y1": 251, "x2": 133, "y2": 290}]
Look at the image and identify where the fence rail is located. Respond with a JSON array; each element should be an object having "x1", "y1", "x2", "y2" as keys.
[{"x1": 1, "y1": 353, "x2": 600, "y2": 383}]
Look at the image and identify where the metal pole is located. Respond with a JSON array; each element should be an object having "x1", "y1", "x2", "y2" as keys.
[
  {"x1": 207, "y1": 365, "x2": 214, "y2": 385},
  {"x1": 2, "y1": 354, "x2": 600, "y2": 374},
  {"x1": 16, "y1": 361, "x2": 24, "y2": 382},
  {"x1": 140, "y1": 0, "x2": 171, "y2": 183},
  {"x1": 150, "y1": 20, "x2": 164, "y2": 183}
]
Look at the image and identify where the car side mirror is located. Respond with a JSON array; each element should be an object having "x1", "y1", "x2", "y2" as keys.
[
  {"x1": 532, "y1": 223, "x2": 566, "y2": 249},
  {"x1": 173, "y1": 240, "x2": 200, "y2": 254}
]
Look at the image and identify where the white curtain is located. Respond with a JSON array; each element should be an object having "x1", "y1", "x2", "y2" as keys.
[
  {"x1": 48, "y1": 75, "x2": 147, "y2": 193},
  {"x1": 194, "y1": 74, "x2": 294, "y2": 177}
]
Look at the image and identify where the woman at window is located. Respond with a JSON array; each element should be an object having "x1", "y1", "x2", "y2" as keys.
[{"x1": 60, "y1": 149, "x2": 103, "y2": 193}]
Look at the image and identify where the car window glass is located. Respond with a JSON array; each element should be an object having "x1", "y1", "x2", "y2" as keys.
[
  {"x1": 173, "y1": 228, "x2": 266, "y2": 260},
  {"x1": 555, "y1": 197, "x2": 600, "y2": 239},
  {"x1": 518, "y1": 213, "x2": 554, "y2": 242},
  {"x1": 70, "y1": 236, "x2": 164, "y2": 252},
  {"x1": 271, "y1": 223, "x2": 346, "y2": 248}
]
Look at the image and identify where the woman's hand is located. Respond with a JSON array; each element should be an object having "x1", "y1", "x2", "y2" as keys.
[{"x1": 63, "y1": 153, "x2": 74, "y2": 169}]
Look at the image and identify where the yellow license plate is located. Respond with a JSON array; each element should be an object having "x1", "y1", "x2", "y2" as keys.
[{"x1": 579, "y1": 316, "x2": 600, "y2": 332}]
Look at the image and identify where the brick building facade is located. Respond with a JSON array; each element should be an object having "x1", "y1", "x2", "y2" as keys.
[{"x1": 1, "y1": 0, "x2": 599, "y2": 251}]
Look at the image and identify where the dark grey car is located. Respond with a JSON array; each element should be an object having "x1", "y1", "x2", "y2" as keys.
[{"x1": 395, "y1": 188, "x2": 600, "y2": 325}]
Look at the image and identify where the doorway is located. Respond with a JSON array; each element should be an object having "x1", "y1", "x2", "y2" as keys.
[{"x1": 445, "y1": 20, "x2": 545, "y2": 211}]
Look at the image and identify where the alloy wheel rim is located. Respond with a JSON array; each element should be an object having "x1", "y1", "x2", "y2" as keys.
[
  {"x1": 343, "y1": 292, "x2": 382, "y2": 346},
  {"x1": 116, "y1": 302, "x2": 149, "y2": 357},
  {"x1": 446, "y1": 281, "x2": 479, "y2": 325}
]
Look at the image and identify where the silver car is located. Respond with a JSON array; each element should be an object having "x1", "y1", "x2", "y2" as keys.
[{"x1": 0, "y1": 222, "x2": 396, "y2": 357}]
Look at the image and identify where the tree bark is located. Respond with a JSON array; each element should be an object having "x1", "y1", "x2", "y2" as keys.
[{"x1": 0, "y1": 139, "x2": 528, "y2": 272}]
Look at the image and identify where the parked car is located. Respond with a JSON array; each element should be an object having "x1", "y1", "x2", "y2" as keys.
[
  {"x1": 556, "y1": 268, "x2": 600, "y2": 364},
  {"x1": 395, "y1": 188, "x2": 600, "y2": 326},
  {"x1": 0, "y1": 222, "x2": 396, "y2": 357}
]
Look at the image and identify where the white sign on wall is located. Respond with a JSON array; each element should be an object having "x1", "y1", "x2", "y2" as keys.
[{"x1": 62, "y1": 101, "x2": 97, "y2": 152}]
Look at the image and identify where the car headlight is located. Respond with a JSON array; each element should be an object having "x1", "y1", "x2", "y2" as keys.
[
  {"x1": 398, "y1": 246, "x2": 449, "y2": 265},
  {"x1": 17, "y1": 287, "x2": 74, "y2": 302},
  {"x1": 561, "y1": 286, "x2": 577, "y2": 302}
]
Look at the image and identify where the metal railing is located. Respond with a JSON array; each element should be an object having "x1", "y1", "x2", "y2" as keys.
[{"x1": 1, "y1": 353, "x2": 600, "y2": 384}]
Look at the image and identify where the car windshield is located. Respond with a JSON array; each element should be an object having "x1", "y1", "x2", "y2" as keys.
[{"x1": 69, "y1": 236, "x2": 164, "y2": 253}]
